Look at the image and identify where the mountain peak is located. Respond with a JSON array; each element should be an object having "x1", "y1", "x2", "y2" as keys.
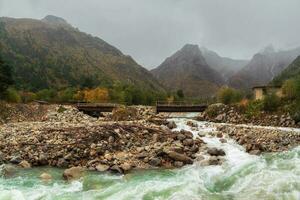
[
  {"x1": 180, "y1": 44, "x2": 201, "y2": 53},
  {"x1": 260, "y1": 45, "x2": 276, "y2": 55},
  {"x1": 42, "y1": 15, "x2": 70, "y2": 26}
]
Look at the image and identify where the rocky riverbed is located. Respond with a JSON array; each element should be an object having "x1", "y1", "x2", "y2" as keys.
[
  {"x1": 0, "y1": 105, "x2": 218, "y2": 175},
  {"x1": 199, "y1": 103, "x2": 298, "y2": 128}
]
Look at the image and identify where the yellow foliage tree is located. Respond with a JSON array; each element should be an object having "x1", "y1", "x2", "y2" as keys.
[{"x1": 83, "y1": 87, "x2": 109, "y2": 103}]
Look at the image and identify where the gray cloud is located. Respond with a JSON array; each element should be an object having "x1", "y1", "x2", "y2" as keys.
[{"x1": 1, "y1": 0, "x2": 300, "y2": 68}]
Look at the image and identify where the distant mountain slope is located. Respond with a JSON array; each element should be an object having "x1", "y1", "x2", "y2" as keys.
[
  {"x1": 272, "y1": 56, "x2": 300, "y2": 84},
  {"x1": 229, "y1": 46, "x2": 300, "y2": 89},
  {"x1": 0, "y1": 15, "x2": 164, "y2": 92},
  {"x1": 200, "y1": 47, "x2": 248, "y2": 81},
  {"x1": 151, "y1": 44, "x2": 225, "y2": 98}
]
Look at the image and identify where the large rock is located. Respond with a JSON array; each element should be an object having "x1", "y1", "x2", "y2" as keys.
[
  {"x1": 166, "y1": 151, "x2": 193, "y2": 164},
  {"x1": 167, "y1": 121, "x2": 177, "y2": 129},
  {"x1": 40, "y1": 173, "x2": 52, "y2": 180},
  {"x1": 96, "y1": 164, "x2": 110, "y2": 172},
  {"x1": 19, "y1": 160, "x2": 31, "y2": 168},
  {"x1": 207, "y1": 148, "x2": 226, "y2": 156},
  {"x1": 63, "y1": 167, "x2": 84, "y2": 181}
]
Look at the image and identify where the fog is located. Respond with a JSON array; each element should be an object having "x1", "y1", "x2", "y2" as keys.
[{"x1": 1, "y1": 0, "x2": 300, "y2": 68}]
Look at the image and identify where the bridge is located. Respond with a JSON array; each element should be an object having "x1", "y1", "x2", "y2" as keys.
[
  {"x1": 155, "y1": 101, "x2": 208, "y2": 113},
  {"x1": 76, "y1": 103, "x2": 118, "y2": 117}
]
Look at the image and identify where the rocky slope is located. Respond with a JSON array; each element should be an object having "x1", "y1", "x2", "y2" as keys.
[
  {"x1": 151, "y1": 44, "x2": 225, "y2": 98},
  {"x1": 201, "y1": 47, "x2": 248, "y2": 81},
  {"x1": 229, "y1": 46, "x2": 300, "y2": 90},
  {"x1": 0, "y1": 15, "x2": 163, "y2": 92}
]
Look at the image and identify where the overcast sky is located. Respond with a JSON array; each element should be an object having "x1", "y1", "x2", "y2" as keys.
[{"x1": 1, "y1": 0, "x2": 300, "y2": 69}]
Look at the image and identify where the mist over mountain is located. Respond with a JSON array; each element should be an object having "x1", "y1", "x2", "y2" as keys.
[
  {"x1": 200, "y1": 47, "x2": 248, "y2": 81},
  {"x1": 0, "y1": 16, "x2": 164, "y2": 92},
  {"x1": 151, "y1": 44, "x2": 225, "y2": 98},
  {"x1": 229, "y1": 46, "x2": 300, "y2": 90}
]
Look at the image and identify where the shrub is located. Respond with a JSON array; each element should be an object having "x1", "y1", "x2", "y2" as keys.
[
  {"x1": 19, "y1": 91, "x2": 37, "y2": 103},
  {"x1": 5, "y1": 88, "x2": 21, "y2": 103},
  {"x1": 217, "y1": 87, "x2": 242, "y2": 105},
  {"x1": 263, "y1": 93, "x2": 281, "y2": 112},
  {"x1": 282, "y1": 79, "x2": 297, "y2": 100},
  {"x1": 245, "y1": 100, "x2": 264, "y2": 118}
]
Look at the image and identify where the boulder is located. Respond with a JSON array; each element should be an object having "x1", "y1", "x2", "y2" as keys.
[
  {"x1": 120, "y1": 162, "x2": 132, "y2": 172},
  {"x1": 149, "y1": 158, "x2": 161, "y2": 166},
  {"x1": 207, "y1": 148, "x2": 226, "y2": 156},
  {"x1": 167, "y1": 121, "x2": 177, "y2": 129},
  {"x1": 10, "y1": 155, "x2": 21, "y2": 164},
  {"x1": 166, "y1": 151, "x2": 193, "y2": 164},
  {"x1": 186, "y1": 121, "x2": 197, "y2": 127},
  {"x1": 40, "y1": 173, "x2": 52, "y2": 180},
  {"x1": 1, "y1": 164, "x2": 17, "y2": 178},
  {"x1": 96, "y1": 164, "x2": 110, "y2": 172},
  {"x1": 63, "y1": 167, "x2": 84, "y2": 181},
  {"x1": 19, "y1": 160, "x2": 31, "y2": 168}
]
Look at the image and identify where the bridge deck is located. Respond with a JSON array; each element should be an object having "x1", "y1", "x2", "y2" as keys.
[{"x1": 76, "y1": 103, "x2": 118, "y2": 113}]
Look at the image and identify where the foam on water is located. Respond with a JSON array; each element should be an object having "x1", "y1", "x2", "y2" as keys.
[{"x1": 1, "y1": 114, "x2": 300, "y2": 199}]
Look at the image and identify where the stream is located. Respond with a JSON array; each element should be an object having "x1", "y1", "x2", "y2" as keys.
[{"x1": 1, "y1": 116, "x2": 300, "y2": 200}]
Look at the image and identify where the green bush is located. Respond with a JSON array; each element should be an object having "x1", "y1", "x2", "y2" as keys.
[
  {"x1": 263, "y1": 93, "x2": 281, "y2": 112},
  {"x1": 5, "y1": 88, "x2": 21, "y2": 103},
  {"x1": 245, "y1": 100, "x2": 263, "y2": 118},
  {"x1": 217, "y1": 87, "x2": 242, "y2": 105},
  {"x1": 282, "y1": 79, "x2": 297, "y2": 100}
]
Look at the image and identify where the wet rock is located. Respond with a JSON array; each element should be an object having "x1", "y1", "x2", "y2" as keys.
[
  {"x1": 167, "y1": 121, "x2": 177, "y2": 129},
  {"x1": 166, "y1": 151, "x2": 193, "y2": 164},
  {"x1": 149, "y1": 158, "x2": 161, "y2": 166},
  {"x1": 10, "y1": 155, "x2": 21, "y2": 164},
  {"x1": 249, "y1": 149, "x2": 261, "y2": 155},
  {"x1": 63, "y1": 167, "x2": 84, "y2": 181},
  {"x1": 207, "y1": 148, "x2": 226, "y2": 156},
  {"x1": 19, "y1": 160, "x2": 31, "y2": 168},
  {"x1": 220, "y1": 138, "x2": 227, "y2": 143},
  {"x1": 57, "y1": 158, "x2": 69, "y2": 168},
  {"x1": 96, "y1": 164, "x2": 110, "y2": 172},
  {"x1": 40, "y1": 173, "x2": 52, "y2": 180},
  {"x1": 110, "y1": 165, "x2": 123, "y2": 174},
  {"x1": 120, "y1": 162, "x2": 132, "y2": 172},
  {"x1": 1, "y1": 164, "x2": 17, "y2": 178},
  {"x1": 186, "y1": 121, "x2": 197, "y2": 127},
  {"x1": 174, "y1": 161, "x2": 184, "y2": 167}
]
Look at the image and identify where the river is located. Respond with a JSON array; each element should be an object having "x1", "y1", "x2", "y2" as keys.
[{"x1": 1, "y1": 116, "x2": 300, "y2": 200}]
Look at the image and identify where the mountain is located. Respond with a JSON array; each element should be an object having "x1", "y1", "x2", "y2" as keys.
[
  {"x1": 229, "y1": 46, "x2": 300, "y2": 90},
  {"x1": 151, "y1": 44, "x2": 225, "y2": 98},
  {"x1": 0, "y1": 16, "x2": 164, "y2": 92},
  {"x1": 200, "y1": 47, "x2": 248, "y2": 81},
  {"x1": 272, "y1": 56, "x2": 300, "y2": 84}
]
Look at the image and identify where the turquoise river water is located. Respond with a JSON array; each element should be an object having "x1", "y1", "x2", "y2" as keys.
[{"x1": 1, "y1": 117, "x2": 300, "y2": 200}]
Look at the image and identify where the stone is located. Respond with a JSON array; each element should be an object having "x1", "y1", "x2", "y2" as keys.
[
  {"x1": 40, "y1": 173, "x2": 52, "y2": 180},
  {"x1": 249, "y1": 149, "x2": 261, "y2": 155},
  {"x1": 208, "y1": 156, "x2": 220, "y2": 165},
  {"x1": 176, "y1": 134, "x2": 186, "y2": 141},
  {"x1": 120, "y1": 162, "x2": 132, "y2": 172},
  {"x1": 63, "y1": 167, "x2": 84, "y2": 181},
  {"x1": 1, "y1": 164, "x2": 17, "y2": 178},
  {"x1": 96, "y1": 164, "x2": 110, "y2": 172},
  {"x1": 220, "y1": 138, "x2": 227, "y2": 143},
  {"x1": 174, "y1": 161, "x2": 184, "y2": 167},
  {"x1": 110, "y1": 165, "x2": 123, "y2": 173},
  {"x1": 19, "y1": 160, "x2": 31, "y2": 168},
  {"x1": 186, "y1": 121, "x2": 197, "y2": 127},
  {"x1": 10, "y1": 155, "x2": 21, "y2": 164},
  {"x1": 57, "y1": 158, "x2": 69, "y2": 168},
  {"x1": 166, "y1": 151, "x2": 193, "y2": 164},
  {"x1": 149, "y1": 158, "x2": 161, "y2": 166},
  {"x1": 167, "y1": 121, "x2": 177, "y2": 129},
  {"x1": 207, "y1": 148, "x2": 226, "y2": 156},
  {"x1": 183, "y1": 139, "x2": 194, "y2": 146}
]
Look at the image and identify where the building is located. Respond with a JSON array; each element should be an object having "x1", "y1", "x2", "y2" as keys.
[{"x1": 252, "y1": 85, "x2": 283, "y2": 100}]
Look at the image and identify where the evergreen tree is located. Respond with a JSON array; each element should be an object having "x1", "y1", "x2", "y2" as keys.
[{"x1": 0, "y1": 56, "x2": 13, "y2": 99}]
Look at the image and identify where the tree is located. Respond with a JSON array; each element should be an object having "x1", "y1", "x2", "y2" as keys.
[
  {"x1": 217, "y1": 87, "x2": 242, "y2": 105},
  {"x1": 282, "y1": 79, "x2": 297, "y2": 100},
  {"x1": 176, "y1": 89, "x2": 184, "y2": 99},
  {"x1": 0, "y1": 56, "x2": 13, "y2": 99},
  {"x1": 83, "y1": 87, "x2": 109, "y2": 103}
]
